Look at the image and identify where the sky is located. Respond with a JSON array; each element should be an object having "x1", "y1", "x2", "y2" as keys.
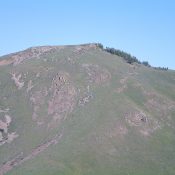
[{"x1": 0, "y1": 0, "x2": 175, "y2": 69}]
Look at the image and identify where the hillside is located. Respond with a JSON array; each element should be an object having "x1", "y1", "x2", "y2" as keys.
[{"x1": 0, "y1": 43, "x2": 175, "y2": 175}]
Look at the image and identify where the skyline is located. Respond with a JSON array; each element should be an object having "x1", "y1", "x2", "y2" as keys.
[{"x1": 0, "y1": 0, "x2": 175, "y2": 69}]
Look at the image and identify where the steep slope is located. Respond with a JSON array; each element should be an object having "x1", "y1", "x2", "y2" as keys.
[{"x1": 0, "y1": 44, "x2": 175, "y2": 175}]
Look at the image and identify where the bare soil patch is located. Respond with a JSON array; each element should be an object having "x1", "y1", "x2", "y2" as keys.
[
  {"x1": 0, "y1": 133, "x2": 62, "y2": 175},
  {"x1": 82, "y1": 64, "x2": 111, "y2": 84},
  {"x1": 11, "y1": 73, "x2": 24, "y2": 90},
  {"x1": 48, "y1": 72, "x2": 76, "y2": 127},
  {"x1": 124, "y1": 111, "x2": 162, "y2": 136},
  {"x1": 0, "y1": 115, "x2": 18, "y2": 146}
]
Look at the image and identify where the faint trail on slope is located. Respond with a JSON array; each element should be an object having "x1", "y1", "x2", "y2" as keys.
[{"x1": 0, "y1": 132, "x2": 63, "y2": 175}]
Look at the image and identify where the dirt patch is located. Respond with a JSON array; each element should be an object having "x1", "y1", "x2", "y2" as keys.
[
  {"x1": 74, "y1": 44, "x2": 98, "y2": 54},
  {"x1": 125, "y1": 111, "x2": 147, "y2": 126},
  {"x1": 11, "y1": 73, "x2": 24, "y2": 90},
  {"x1": 78, "y1": 85, "x2": 93, "y2": 106},
  {"x1": 48, "y1": 72, "x2": 76, "y2": 127},
  {"x1": 6, "y1": 133, "x2": 18, "y2": 143},
  {"x1": 116, "y1": 75, "x2": 129, "y2": 93},
  {"x1": 12, "y1": 46, "x2": 59, "y2": 66},
  {"x1": 108, "y1": 122, "x2": 128, "y2": 138},
  {"x1": 30, "y1": 88, "x2": 48, "y2": 123},
  {"x1": 0, "y1": 115, "x2": 18, "y2": 146},
  {"x1": 0, "y1": 46, "x2": 63, "y2": 67},
  {"x1": 124, "y1": 111, "x2": 162, "y2": 136},
  {"x1": 66, "y1": 44, "x2": 98, "y2": 64},
  {"x1": 0, "y1": 120, "x2": 8, "y2": 134},
  {"x1": 116, "y1": 70, "x2": 138, "y2": 93},
  {"x1": 140, "y1": 120, "x2": 162, "y2": 136},
  {"x1": 144, "y1": 93, "x2": 174, "y2": 114},
  {"x1": 0, "y1": 133, "x2": 62, "y2": 175},
  {"x1": 142, "y1": 90, "x2": 175, "y2": 129},
  {"x1": 0, "y1": 114, "x2": 11, "y2": 134},
  {"x1": 27, "y1": 80, "x2": 34, "y2": 93},
  {"x1": 82, "y1": 64, "x2": 111, "y2": 84},
  {"x1": 78, "y1": 93, "x2": 93, "y2": 106},
  {"x1": 117, "y1": 84, "x2": 127, "y2": 93},
  {"x1": 29, "y1": 72, "x2": 77, "y2": 127},
  {"x1": 0, "y1": 59, "x2": 14, "y2": 66}
]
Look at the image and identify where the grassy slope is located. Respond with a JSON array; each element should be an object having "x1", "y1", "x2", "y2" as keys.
[{"x1": 0, "y1": 45, "x2": 175, "y2": 175}]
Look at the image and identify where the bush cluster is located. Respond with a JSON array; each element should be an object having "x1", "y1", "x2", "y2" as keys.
[{"x1": 96, "y1": 43, "x2": 168, "y2": 71}]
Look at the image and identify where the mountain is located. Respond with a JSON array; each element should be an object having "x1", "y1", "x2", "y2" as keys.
[{"x1": 0, "y1": 43, "x2": 175, "y2": 175}]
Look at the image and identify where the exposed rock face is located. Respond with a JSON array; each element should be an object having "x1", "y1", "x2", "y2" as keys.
[
  {"x1": 12, "y1": 46, "x2": 59, "y2": 66},
  {"x1": 0, "y1": 115, "x2": 18, "y2": 145},
  {"x1": 11, "y1": 73, "x2": 24, "y2": 89},
  {"x1": 48, "y1": 72, "x2": 76, "y2": 118},
  {"x1": 0, "y1": 46, "x2": 63, "y2": 66}
]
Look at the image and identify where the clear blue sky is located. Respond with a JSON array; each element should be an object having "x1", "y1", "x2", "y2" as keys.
[{"x1": 0, "y1": 0, "x2": 175, "y2": 69}]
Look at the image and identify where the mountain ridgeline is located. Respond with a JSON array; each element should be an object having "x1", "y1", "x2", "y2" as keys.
[{"x1": 0, "y1": 43, "x2": 175, "y2": 175}]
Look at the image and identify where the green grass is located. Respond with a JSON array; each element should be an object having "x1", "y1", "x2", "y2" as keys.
[{"x1": 0, "y1": 44, "x2": 175, "y2": 175}]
